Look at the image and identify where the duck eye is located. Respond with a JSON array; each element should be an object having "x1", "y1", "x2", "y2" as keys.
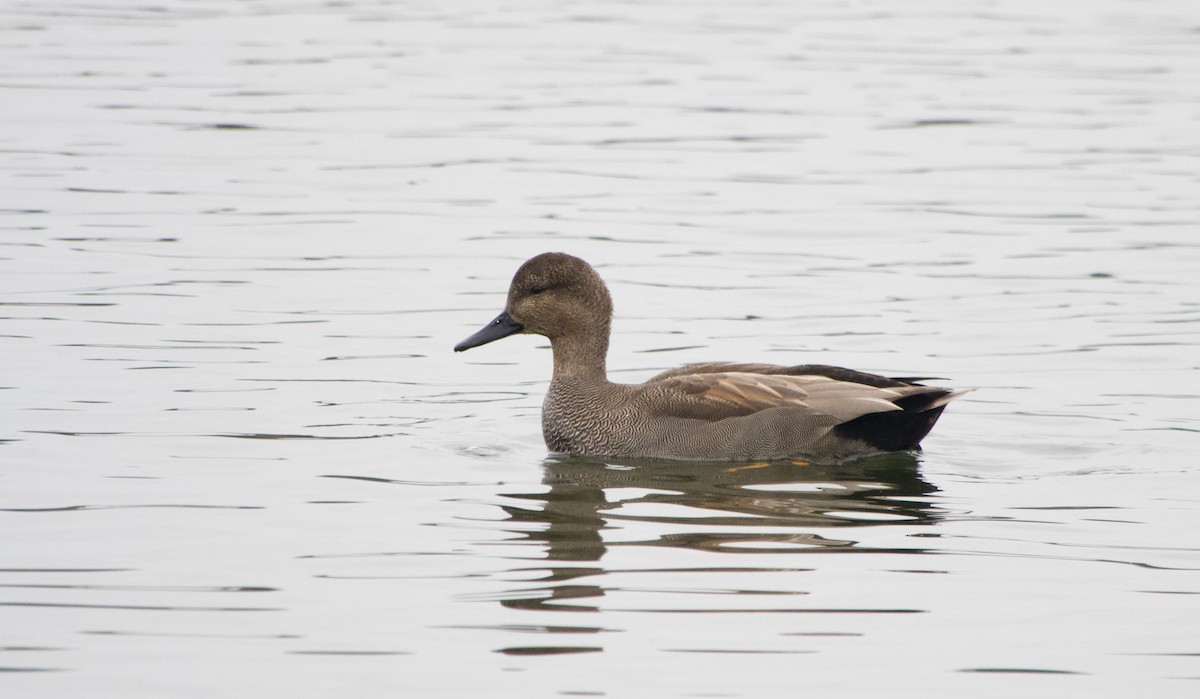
[{"x1": 529, "y1": 286, "x2": 546, "y2": 295}]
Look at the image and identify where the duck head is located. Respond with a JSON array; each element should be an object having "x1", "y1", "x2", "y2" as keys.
[{"x1": 454, "y1": 252, "x2": 613, "y2": 352}]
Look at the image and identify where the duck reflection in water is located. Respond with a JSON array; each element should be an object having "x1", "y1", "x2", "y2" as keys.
[{"x1": 493, "y1": 452, "x2": 938, "y2": 612}]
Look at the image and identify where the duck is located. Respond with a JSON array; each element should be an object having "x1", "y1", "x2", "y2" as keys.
[{"x1": 455, "y1": 252, "x2": 970, "y2": 462}]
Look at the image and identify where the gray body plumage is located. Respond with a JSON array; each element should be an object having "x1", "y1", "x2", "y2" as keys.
[{"x1": 543, "y1": 365, "x2": 965, "y2": 461}]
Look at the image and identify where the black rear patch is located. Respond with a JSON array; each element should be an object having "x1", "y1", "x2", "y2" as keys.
[{"x1": 834, "y1": 392, "x2": 950, "y2": 452}]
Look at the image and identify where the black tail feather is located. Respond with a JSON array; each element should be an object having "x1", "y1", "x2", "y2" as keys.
[{"x1": 833, "y1": 392, "x2": 951, "y2": 452}]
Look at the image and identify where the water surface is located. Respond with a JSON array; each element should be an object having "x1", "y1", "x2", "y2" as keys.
[{"x1": 2, "y1": 0, "x2": 1199, "y2": 696}]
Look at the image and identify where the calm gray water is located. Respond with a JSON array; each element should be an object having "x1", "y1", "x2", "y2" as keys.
[{"x1": 3, "y1": 0, "x2": 1199, "y2": 696}]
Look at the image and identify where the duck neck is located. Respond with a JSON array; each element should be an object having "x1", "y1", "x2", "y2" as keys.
[{"x1": 549, "y1": 329, "x2": 609, "y2": 384}]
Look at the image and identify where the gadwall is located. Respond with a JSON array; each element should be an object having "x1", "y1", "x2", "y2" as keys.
[{"x1": 455, "y1": 253, "x2": 970, "y2": 462}]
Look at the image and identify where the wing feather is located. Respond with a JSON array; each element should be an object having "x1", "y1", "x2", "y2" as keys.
[{"x1": 641, "y1": 371, "x2": 942, "y2": 424}]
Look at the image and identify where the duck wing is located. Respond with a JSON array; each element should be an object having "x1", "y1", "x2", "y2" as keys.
[
  {"x1": 648, "y1": 361, "x2": 928, "y2": 389},
  {"x1": 641, "y1": 370, "x2": 946, "y2": 424}
]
